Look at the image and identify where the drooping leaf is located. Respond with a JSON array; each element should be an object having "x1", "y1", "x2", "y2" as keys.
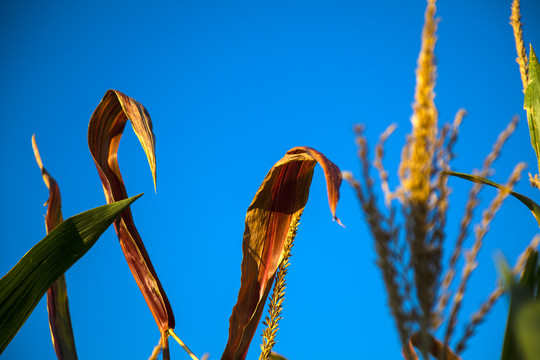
[
  {"x1": 442, "y1": 171, "x2": 540, "y2": 227},
  {"x1": 524, "y1": 45, "x2": 540, "y2": 172},
  {"x1": 221, "y1": 146, "x2": 342, "y2": 360},
  {"x1": 32, "y1": 135, "x2": 78, "y2": 360},
  {"x1": 87, "y1": 89, "x2": 174, "y2": 333},
  {"x1": 0, "y1": 194, "x2": 142, "y2": 354}
]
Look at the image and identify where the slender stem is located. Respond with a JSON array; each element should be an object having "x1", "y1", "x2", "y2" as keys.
[
  {"x1": 162, "y1": 332, "x2": 170, "y2": 360},
  {"x1": 169, "y1": 329, "x2": 199, "y2": 360}
]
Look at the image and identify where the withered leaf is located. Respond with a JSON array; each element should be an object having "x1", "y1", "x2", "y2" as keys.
[
  {"x1": 32, "y1": 135, "x2": 78, "y2": 360},
  {"x1": 87, "y1": 89, "x2": 174, "y2": 332},
  {"x1": 221, "y1": 146, "x2": 342, "y2": 360}
]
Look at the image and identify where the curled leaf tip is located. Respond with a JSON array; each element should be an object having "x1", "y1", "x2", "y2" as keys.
[
  {"x1": 31, "y1": 134, "x2": 44, "y2": 171},
  {"x1": 222, "y1": 146, "x2": 342, "y2": 360},
  {"x1": 88, "y1": 89, "x2": 173, "y2": 332},
  {"x1": 286, "y1": 146, "x2": 342, "y2": 221}
]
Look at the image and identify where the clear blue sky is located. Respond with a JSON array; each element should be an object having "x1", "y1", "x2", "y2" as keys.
[{"x1": 1, "y1": 0, "x2": 540, "y2": 359}]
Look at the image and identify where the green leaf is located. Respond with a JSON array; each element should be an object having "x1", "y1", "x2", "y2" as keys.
[
  {"x1": 0, "y1": 194, "x2": 142, "y2": 354},
  {"x1": 442, "y1": 171, "x2": 540, "y2": 227},
  {"x1": 515, "y1": 301, "x2": 540, "y2": 360},
  {"x1": 525, "y1": 45, "x2": 540, "y2": 173},
  {"x1": 499, "y1": 251, "x2": 539, "y2": 360}
]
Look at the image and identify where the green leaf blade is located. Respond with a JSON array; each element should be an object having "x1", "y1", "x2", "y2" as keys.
[
  {"x1": 524, "y1": 45, "x2": 540, "y2": 173},
  {"x1": 515, "y1": 301, "x2": 540, "y2": 360},
  {"x1": 442, "y1": 170, "x2": 540, "y2": 228},
  {"x1": 0, "y1": 194, "x2": 142, "y2": 354},
  {"x1": 499, "y1": 252, "x2": 539, "y2": 360}
]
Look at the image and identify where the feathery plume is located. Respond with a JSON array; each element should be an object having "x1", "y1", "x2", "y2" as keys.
[
  {"x1": 510, "y1": 0, "x2": 529, "y2": 90},
  {"x1": 259, "y1": 212, "x2": 301, "y2": 360}
]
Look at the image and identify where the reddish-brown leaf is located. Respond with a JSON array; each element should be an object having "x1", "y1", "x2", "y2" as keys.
[
  {"x1": 221, "y1": 146, "x2": 342, "y2": 360},
  {"x1": 32, "y1": 135, "x2": 78, "y2": 360},
  {"x1": 87, "y1": 89, "x2": 174, "y2": 332}
]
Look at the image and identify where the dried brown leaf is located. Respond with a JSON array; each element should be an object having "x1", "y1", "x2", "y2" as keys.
[
  {"x1": 87, "y1": 89, "x2": 174, "y2": 332},
  {"x1": 221, "y1": 146, "x2": 342, "y2": 360},
  {"x1": 32, "y1": 135, "x2": 78, "y2": 360}
]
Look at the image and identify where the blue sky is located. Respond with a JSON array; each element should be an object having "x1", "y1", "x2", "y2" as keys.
[{"x1": 1, "y1": 0, "x2": 540, "y2": 359}]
